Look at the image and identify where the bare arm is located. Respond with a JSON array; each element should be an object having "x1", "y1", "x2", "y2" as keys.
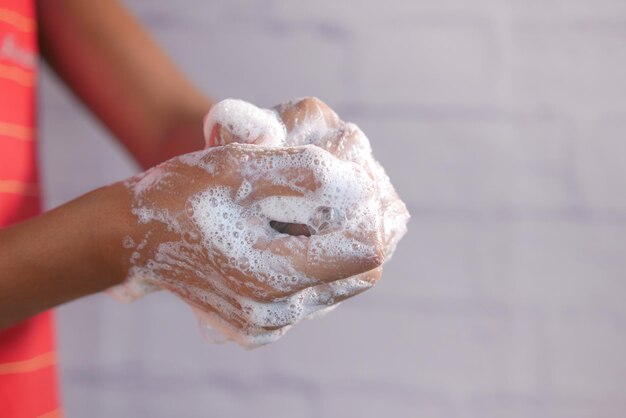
[
  {"x1": 1, "y1": 1, "x2": 213, "y2": 328},
  {"x1": 0, "y1": 143, "x2": 386, "y2": 335},
  {"x1": 0, "y1": 183, "x2": 131, "y2": 328},
  {"x1": 36, "y1": 0, "x2": 212, "y2": 168}
]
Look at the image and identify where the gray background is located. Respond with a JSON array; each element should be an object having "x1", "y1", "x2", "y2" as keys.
[{"x1": 39, "y1": 0, "x2": 626, "y2": 417}]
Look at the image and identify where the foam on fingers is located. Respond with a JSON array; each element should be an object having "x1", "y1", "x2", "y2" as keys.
[
  {"x1": 204, "y1": 99, "x2": 286, "y2": 147},
  {"x1": 118, "y1": 97, "x2": 409, "y2": 348}
]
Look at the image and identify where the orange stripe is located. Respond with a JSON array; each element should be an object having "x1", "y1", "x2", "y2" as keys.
[
  {"x1": 0, "y1": 180, "x2": 39, "y2": 196},
  {"x1": 0, "y1": 120, "x2": 33, "y2": 140},
  {"x1": 0, "y1": 7, "x2": 35, "y2": 32},
  {"x1": 0, "y1": 351, "x2": 56, "y2": 375},
  {"x1": 0, "y1": 62, "x2": 34, "y2": 87},
  {"x1": 38, "y1": 409, "x2": 63, "y2": 418}
]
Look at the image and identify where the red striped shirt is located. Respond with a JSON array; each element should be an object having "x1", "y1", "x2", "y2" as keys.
[{"x1": 0, "y1": 0, "x2": 61, "y2": 416}]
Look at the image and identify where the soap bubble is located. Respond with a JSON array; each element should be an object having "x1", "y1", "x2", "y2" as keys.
[{"x1": 308, "y1": 206, "x2": 345, "y2": 235}]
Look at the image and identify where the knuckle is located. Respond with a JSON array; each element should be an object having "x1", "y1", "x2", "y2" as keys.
[
  {"x1": 298, "y1": 96, "x2": 326, "y2": 110},
  {"x1": 297, "y1": 97, "x2": 338, "y2": 121},
  {"x1": 369, "y1": 241, "x2": 386, "y2": 269}
]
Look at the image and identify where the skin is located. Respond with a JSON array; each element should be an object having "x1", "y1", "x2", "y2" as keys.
[
  {"x1": 133, "y1": 98, "x2": 408, "y2": 338},
  {"x1": 1, "y1": 0, "x2": 210, "y2": 327},
  {"x1": 122, "y1": 144, "x2": 384, "y2": 338},
  {"x1": 37, "y1": 0, "x2": 212, "y2": 169},
  {"x1": 0, "y1": 2, "x2": 393, "y2": 331}
]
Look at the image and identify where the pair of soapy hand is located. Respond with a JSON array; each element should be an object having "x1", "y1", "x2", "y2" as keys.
[{"x1": 112, "y1": 97, "x2": 409, "y2": 348}]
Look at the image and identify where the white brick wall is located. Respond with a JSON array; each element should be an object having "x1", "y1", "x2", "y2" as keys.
[{"x1": 38, "y1": 1, "x2": 626, "y2": 417}]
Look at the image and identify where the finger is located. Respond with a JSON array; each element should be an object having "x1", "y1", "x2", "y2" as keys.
[
  {"x1": 300, "y1": 230, "x2": 384, "y2": 282},
  {"x1": 191, "y1": 142, "x2": 324, "y2": 186},
  {"x1": 303, "y1": 267, "x2": 381, "y2": 307},
  {"x1": 203, "y1": 99, "x2": 286, "y2": 148},
  {"x1": 206, "y1": 144, "x2": 343, "y2": 204},
  {"x1": 301, "y1": 267, "x2": 382, "y2": 319},
  {"x1": 191, "y1": 303, "x2": 290, "y2": 348},
  {"x1": 167, "y1": 272, "x2": 293, "y2": 343},
  {"x1": 153, "y1": 261, "x2": 251, "y2": 332},
  {"x1": 273, "y1": 98, "x2": 376, "y2": 168},
  {"x1": 236, "y1": 268, "x2": 381, "y2": 328},
  {"x1": 177, "y1": 268, "x2": 295, "y2": 337},
  {"x1": 299, "y1": 267, "x2": 381, "y2": 321},
  {"x1": 317, "y1": 122, "x2": 374, "y2": 165},
  {"x1": 274, "y1": 97, "x2": 341, "y2": 147}
]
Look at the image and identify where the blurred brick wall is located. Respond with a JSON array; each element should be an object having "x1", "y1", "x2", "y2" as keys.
[{"x1": 39, "y1": 1, "x2": 626, "y2": 417}]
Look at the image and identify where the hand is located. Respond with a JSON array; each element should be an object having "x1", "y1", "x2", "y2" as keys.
[
  {"x1": 207, "y1": 97, "x2": 409, "y2": 265},
  {"x1": 113, "y1": 144, "x2": 386, "y2": 347},
  {"x1": 112, "y1": 97, "x2": 408, "y2": 348}
]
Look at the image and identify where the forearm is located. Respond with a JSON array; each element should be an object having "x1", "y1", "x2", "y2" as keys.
[
  {"x1": 37, "y1": 0, "x2": 211, "y2": 169},
  {"x1": 0, "y1": 183, "x2": 131, "y2": 329}
]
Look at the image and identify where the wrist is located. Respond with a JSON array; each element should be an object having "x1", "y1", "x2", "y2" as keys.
[
  {"x1": 0, "y1": 181, "x2": 135, "y2": 327},
  {"x1": 85, "y1": 181, "x2": 138, "y2": 288}
]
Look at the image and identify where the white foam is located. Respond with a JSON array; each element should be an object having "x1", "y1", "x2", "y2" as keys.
[
  {"x1": 204, "y1": 99, "x2": 286, "y2": 147},
  {"x1": 112, "y1": 97, "x2": 410, "y2": 349}
]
